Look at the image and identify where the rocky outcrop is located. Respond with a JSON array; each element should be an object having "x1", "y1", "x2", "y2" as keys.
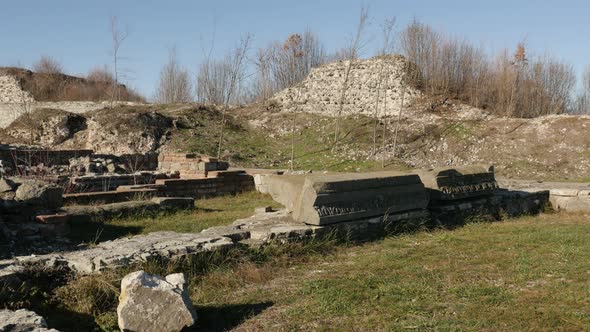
[
  {"x1": 0, "y1": 102, "x2": 142, "y2": 129},
  {"x1": 0, "y1": 75, "x2": 33, "y2": 103},
  {"x1": 0, "y1": 178, "x2": 67, "y2": 257},
  {"x1": 70, "y1": 108, "x2": 174, "y2": 154},
  {"x1": 2, "y1": 109, "x2": 87, "y2": 146},
  {"x1": 14, "y1": 180, "x2": 63, "y2": 209},
  {"x1": 271, "y1": 55, "x2": 420, "y2": 117},
  {"x1": 117, "y1": 271, "x2": 197, "y2": 332},
  {"x1": 0, "y1": 308, "x2": 60, "y2": 332}
]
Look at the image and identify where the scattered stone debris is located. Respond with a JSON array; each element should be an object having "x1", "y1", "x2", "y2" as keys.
[
  {"x1": 0, "y1": 308, "x2": 60, "y2": 332},
  {"x1": 117, "y1": 271, "x2": 197, "y2": 332},
  {"x1": 0, "y1": 178, "x2": 68, "y2": 256}
]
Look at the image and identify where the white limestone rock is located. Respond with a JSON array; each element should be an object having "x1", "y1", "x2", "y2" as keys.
[
  {"x1": 0, "y1": 308, "x2": 60, "y2": 331},
  {"x1": 117, "y1": 271, "x2": 197, "y2": 332}
]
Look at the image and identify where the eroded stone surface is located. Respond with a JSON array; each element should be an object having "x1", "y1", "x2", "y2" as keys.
[
  {"x1": 293, "y1": 172, "x2": 428, "y2": 225},
  {"x1": 271, "y1": 55, "x2": 420, "y2": 117},
  {"x1": 0, "y1": 308, "x2": 60, "y2": 332},
  {"x1": 117, "y1": 271, "x2": 197, "y2": 332},
  {"x1": 15, "y1": 180, "x2": 63, "y2": 209},
  {"x1": 415, "y1": 165, "x2": 498, "y2": 202},
  {"x1": 64, "y1": 232, "x2": 234, "y2": 273},
  {"x1": 498, "y1": 179, "x2": 590, "y2": 212},
  {"x1": 0, "y1": 177, "x2": 16, "y2": 193}
]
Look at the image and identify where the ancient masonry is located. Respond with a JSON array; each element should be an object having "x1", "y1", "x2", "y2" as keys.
[
  {"x1": 0, "y1": 75, "x2": 34, "y2": 103},
  {"x1": 271, "y1": 55, "x2": 420, "y2": 117},
  {"x1": 0, "y1": 74, "x2": 141, "y2": 128},
  {"x1": 0, "y1": 165, "x2": 550, "y2": 278}
]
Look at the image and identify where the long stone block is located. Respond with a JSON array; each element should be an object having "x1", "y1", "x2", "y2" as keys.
[
  {"x1": 415, "y1": 165, "x2": 498, "y2": 201},
  {"x1": 289, "y1": 172, "x2": 429, "y2": 226}
]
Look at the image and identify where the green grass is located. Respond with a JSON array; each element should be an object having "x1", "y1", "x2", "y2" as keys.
[
  {"x1": 192, "y1": 213, "x2": 590, "y2": 331},
  {"x1": 166, "y1": 106, "x2": 409, "y2": 173},
  {"x1": 68, "y1": 191, "x2": 280, "y2": 244},
  {"x1": 10, "y1": 211, "x2": 590, "y2": 331}
]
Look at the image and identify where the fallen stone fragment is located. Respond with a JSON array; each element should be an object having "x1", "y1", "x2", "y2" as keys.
[
  {"x1": 0, "y1": 177, "x2": 16, "y2": 193},
  {"x1": 294, "y1": 172, "x2": 429, "y2": 225},
  {"x1": 15, "y1": 180, "x2": 63, "y2": 209},
  {"x1": 415, "y1": 165, "x2": 498, "y2": 202},
  {"x1": 0, "y1": 308, "x2": 60, "y2": 331},
  {"x1": 117, "y1": 271, "x2": 197, "y2": 332}
]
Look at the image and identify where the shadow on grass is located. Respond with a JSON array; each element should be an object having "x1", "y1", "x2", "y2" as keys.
[
  {"x1": 196, "y1": 207, "x2": 223, "y2": 213},
  {"x1": 189, "y1": 301, "x2": 274, "y2": 332},
  {"x1": 44, "y1": 308, "x2": 101, "y2": 332},
  {"x1": 68, "y1": 221, "x2": 144, "y2": 245}
]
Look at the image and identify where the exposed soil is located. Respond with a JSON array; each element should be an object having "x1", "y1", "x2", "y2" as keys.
[{"x1": 1, "y1": 98, "x2": 589, "y2": 181}]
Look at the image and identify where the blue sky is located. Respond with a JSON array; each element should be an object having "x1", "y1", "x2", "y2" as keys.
[{"x1": 1, "y1": 0, "x2": 588, "y2": 98}]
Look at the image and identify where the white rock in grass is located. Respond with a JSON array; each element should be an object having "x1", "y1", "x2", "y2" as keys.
[
  {"x1": 0, "y1": 308, "x2": 60, "y2": 331},
  {"x1": 117, "y1": 270, "x2": 197, "y2": 332}
]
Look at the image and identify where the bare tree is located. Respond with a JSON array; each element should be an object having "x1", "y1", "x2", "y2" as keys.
[
  {"x1": 391, "y1": 79, "x2": 406, "y2": 164},
  {"x1": 333, "y1": 6, "x2": 369, "y2": 145},
  {"x1": 372, "y1": 18, "x2": 396, "y2": 155},
  {"x1": 400, "y1": 19, "x2": 576, "y2": 118},
  {"x1": 155, "y1": 47, "x2": 193, "y2": 103},
  {"x1": 196, "y1": 36, "x2": 251, "y2": 106},
  {"x1": 573, "y1": 66, "x2": 590, "y2": 114},
  {"x1": 33, "y1": 55, "x2": 63, "y2": 74},
  {"x1": 109, "y1": 16, "x2": 128, "y2": 108},
  {"x1": 87, "y1": 65, "x2": 114, "y2": 83},
  {"x1": 196, "y1": 35, "x2": 251, "y2": 158}
]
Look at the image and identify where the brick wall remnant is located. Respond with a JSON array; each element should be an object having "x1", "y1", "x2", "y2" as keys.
[{"x1": 158, "y1": 152, "x2": 229, "y2": 177}]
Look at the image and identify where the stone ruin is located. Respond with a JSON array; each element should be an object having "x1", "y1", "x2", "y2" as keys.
[
  {"x1": 0, "y1": 75, "x2": 34, "y2": 103},
  {"x1": 0, "y1": 164, "x2": 550, "y2": 275},
  {"x1": 0, "y1": 148, "x2": 263, "y2": 257},
  {"x1": 263, "y1": 172, "x2": 429, "y2": 226},
  {"x1": 158, "y1": 152, "x2": 229, "y2": 177},
  {"x1": 4, "y1": 162, "x2": 590, "y2": 330},
  {"x1": 0, "y1": 69, "x2": 145, "y2": 129},
  {"x1": 271, "y1": 55, "x2": 421, "y2": 117},
  {"x1": 117, "y1": 271, "x2": 197, "y2": 332},
  {"x1": 256, "y1": 165, "x2": 547, "y2": 232}
]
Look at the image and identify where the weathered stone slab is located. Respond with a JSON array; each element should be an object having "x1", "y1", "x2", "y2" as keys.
[
  {"x1": 415, "y1": 165, "x2": 497, "y2": 202},
  {"x1": 495, "y1": 188, "x2": 550, "y2": 217},
  {"x1": 550, "y1": 196, "x2": 590, "y2": 212},
  {"x1": 117, "y1": 271, "x2": 197, "y2": 332},
  {"x1": 549, "y1": 188, "x2": 581, "y2": 197},
  {"x1": 0, "y1": 308, "x2": 60, "y2": 331},
  {"x1": 265, "y1": 174, "x2": 309, "y2": 212},
  {"x1": 62, "y1": 200, "x2": 160, "y2": 223},
  {"x1": 63, "y1": 232, "x2": 234, "y2": 273},
  {"x1": 0, "y1": 177, "x2": 16, "y2": 193},
  {"x1": 293, "y1": 172, "x2": 429, "y2": 225},
  {"x1": 15, "y1": 180, "x2": 63, "y2": 209}
]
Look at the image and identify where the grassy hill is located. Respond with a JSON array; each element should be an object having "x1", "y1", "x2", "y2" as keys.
[{"x1": 4, "y1": 98, "x2": 590, "y2": 181}]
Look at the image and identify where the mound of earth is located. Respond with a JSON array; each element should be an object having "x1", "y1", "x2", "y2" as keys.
[
  {"x1": 62, "y1": 106, "x2": 175, "y2": 154},
  {"x1": 0, "y1": 67, "x2": 143, "y2": 102},
  {"x1": 0, "y1": 108, "x2": 86, "y2": 146}
]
